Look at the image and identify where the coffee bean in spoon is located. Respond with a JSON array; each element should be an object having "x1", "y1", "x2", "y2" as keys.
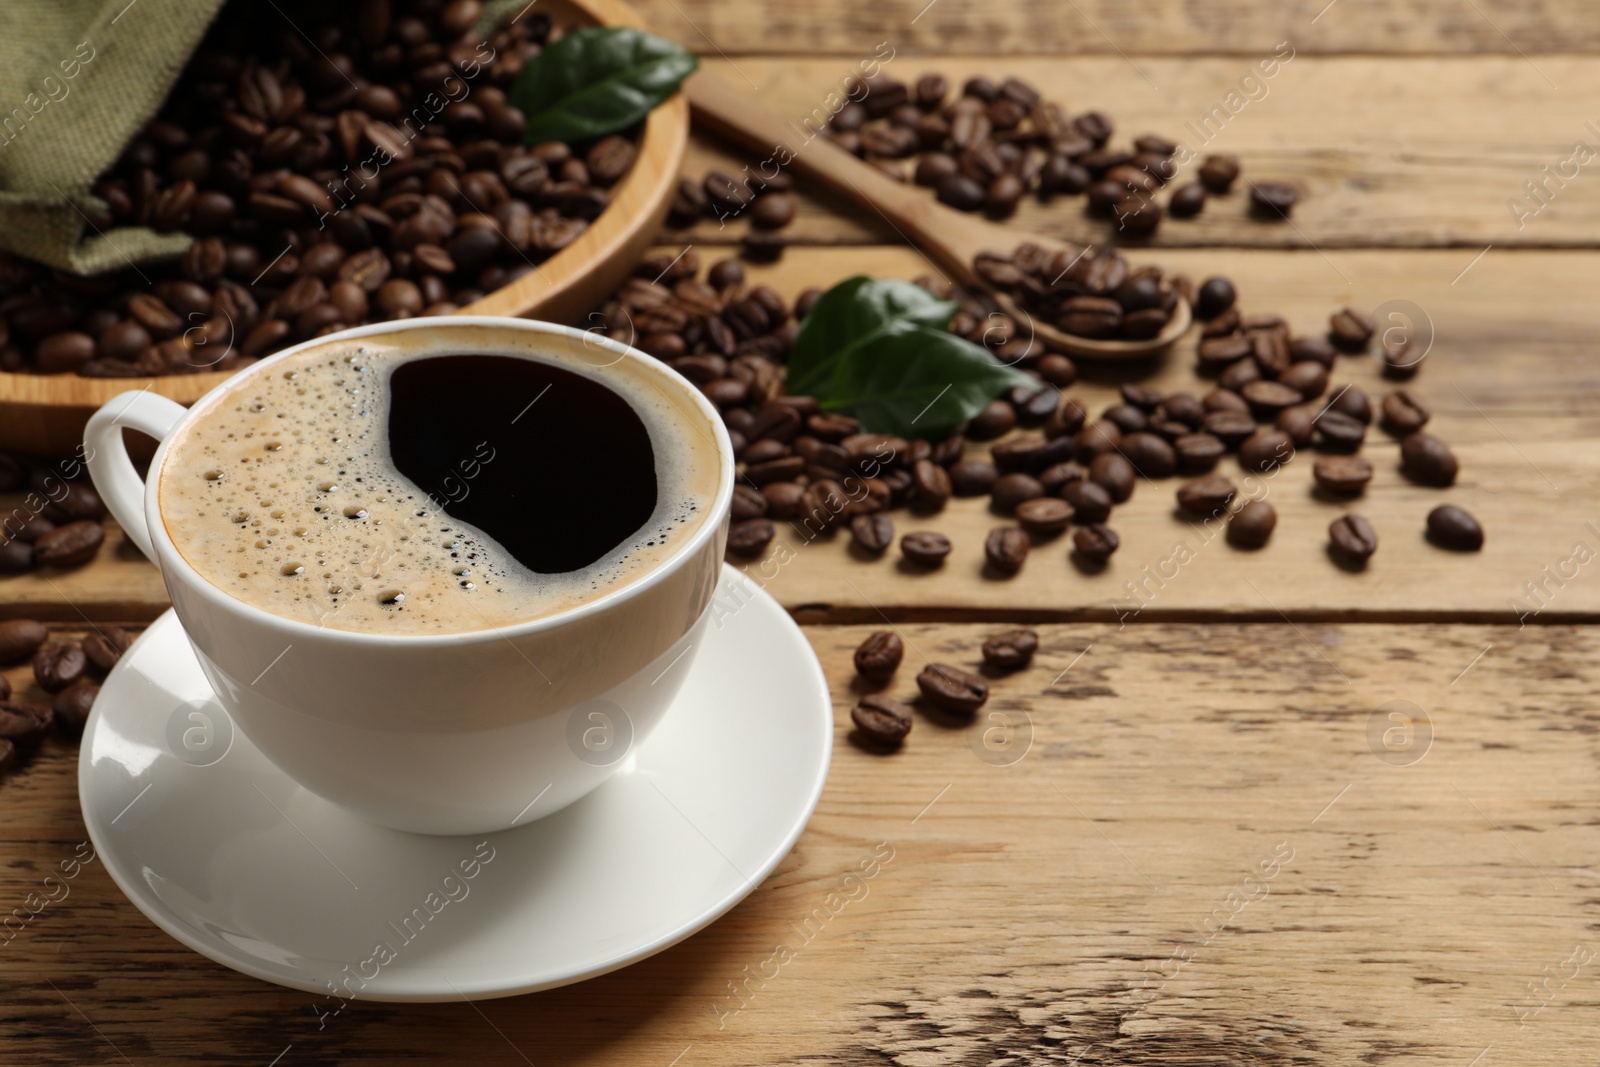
[{"x1": 853, "y1": 631, "x2": 905, "y2": 681}]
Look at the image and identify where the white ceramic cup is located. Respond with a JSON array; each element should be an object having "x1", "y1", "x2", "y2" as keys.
[{"x1": 86, "y1": 317, "x2": 733, "y2": 835}]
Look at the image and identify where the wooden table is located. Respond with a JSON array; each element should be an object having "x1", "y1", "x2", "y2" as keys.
[{"x1": 5, "y1": 2, "x2": 1600, "y2": 1063}]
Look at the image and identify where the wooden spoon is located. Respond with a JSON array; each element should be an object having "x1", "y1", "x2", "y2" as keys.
[{"x1": 683, "y1": 71, "x2": 1190, "y2": 360}]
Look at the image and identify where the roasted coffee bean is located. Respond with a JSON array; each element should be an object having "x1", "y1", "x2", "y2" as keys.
[
  {"x1": 916, "y1": 663, "x2": 988, "y2": 714},
  {"x1": 850, "y1": 512, "x2": 895, "y2": 554},
  {"x1": 46, "y1": 482, "x2": 106, "y2": 523},
  {"x1": 936, "y1": 174, "x2": 987, "y2": 211},
  {"x1": 1174, "y1": 432, "x2": 1226, "y2": 472},
  {"x1": 1249, "y1": 180, "x2": 1299, "y2": 218},
  {"x1": 852, "y1": 694, "x2": 913, "y2": 746},
  {"x1": 760, "y1": 481, "x2": 806, "y2": 518},
  {"x1": 950, "y1": 459, "x2": 999, "y2": 497},
  {"x1": 853, "y1": 631, "x2": 904, "y2": 680},
  {"x1": 1061, "y1": 479, "x2": 1112, "y2": 524},
  {"x1": 0, "y1": 702, "x2": 51, "y2": 748},
  {"x1": 1328, "y1": 307, "x2": 1373, "y2": 351},
  {"x1": 901, "y1": 531, "x2": 952, "y2": 567},
  {"x1": 911, "y1": 459, "x2": 952, "y2": 510},
  {"x1": 1015, "y1": 496, "x2": 1073, "y2": 538},
  {"x1": 982, "y1": 628, "x2": 1038, "y2": 670},
  {"x1": 1326, "y1": 383, "x2": 1372, "y2": 424},
  {"x1": 984, "y1": 526, "x2": 1030, "y2": 574},
  {"x1": 1227, "y1": 500, "x2": 1277, "y2": 548},
  {"x1": 1399, "y1": 432, "x2": 1459, "y2": 487},
  {"x1": 1313, "y1": 455, "x2": 1373, "y2": 494},
  {"x1": 752, "y1": 193, "x2": 795, "y2": 229},
  {"x1": 1241, "y1": 380, "x2": 1301, "y2": 417},
  {"x1": 1381, "y1": 388, "x2": 1431, "y2": 435},
  {"x1": 1176, "y1": 475, "x2": 1236, "y2": 514},
  {"x1": 33, "y1": 521, "x2": 104, "y2": 567},
  {"x1": 1313, "y1": 409, "x2": 1367, "y2": 451},
  {"x1": 1016, "y1": 385, "x2": 1063, "y2": 425},
  {"x1": 1072, "y1": 523, "x2": 1119, "y2": 563},
  {"x1": 731, "y1": 484, "x2": 768, "y2": 521},
  {"x1": 1115, "y1": 193, "x2": 1162, "y2": 236},
  {"x1": 1073, "y1": 420, "x2": 1123, "y2": 461},
  {"x1": 1426, "y1": 504, "x2": 1484, "y2": 551},
  {"x1": 1102, "y1": 403, "x2": 1148, "y2": 434},
  {"x1": 967, "y1": 398, "x2": 1017, "y2": 440},
  {"x1": 53, "y1": 682, "x2": 98, "y2": 737},
  {"x1": 1195, "y1": 276, "x2": 1236, "y2": 320},
  {"x1": 1238, "y1": 429, "x2": 1293, "y2": 473},
  {"x1": 1120, "y1": 431, "x2": 1184, "y2": 476},
  {"x1": 1037, "y1": 354, "x2": 1078, "y2": 388},
  {"x1": 726, "y1": 518, "x2": 775, "y2": 556},
  {"x1": 1328, "y1": 514, "x2": 1378, "y2": 564},
  {"x1": 990, "y1": 472, "x2": 1044, "y2": 514},
  {"x1": 1275, "y1": 405, "x2": 1316, "y2": 447},
  {"x1": 1198, "y1": 154, "x2": 1241, "y2": 193},
  {"x1": 1057, "y1": 295, "x2": 1122, "y2": 338},
  {"x1": 82, "y1": 626, "x2": 133, "y2": 676},
  {"x1": 0, "y1": 540, "x2": 35, "y2": 574},
  {"x1": 1089, "y1": 452, "x2": 1136, "y2": 502},
  {"x1": 1201, "y1": 410, "x2": 1256, "y2": 447},
  {"x1": 0, "y1": 619, "x2": 47, "y2": 663},
  {"x1": 35, "y1": 332, "x2": 97, "y2": 374},
  {"x1": 1169, "y1": 182, "x2": 1206, "y2": 217},
  {"x1": 1279, "y1": 361, "x2": 1329, "y2": 400},
  {"x1": 33, "y1": 643, "x2": 86, "y2": 693}
]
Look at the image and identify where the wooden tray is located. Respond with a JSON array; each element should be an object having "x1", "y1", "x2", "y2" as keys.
[{"x1": 0, "y1": 0, "x2": 688, "y2": 457}]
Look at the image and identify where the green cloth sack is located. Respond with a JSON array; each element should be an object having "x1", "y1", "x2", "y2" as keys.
[{"x1": 0, "y1": 0, "x2": 226, "y2": 274}]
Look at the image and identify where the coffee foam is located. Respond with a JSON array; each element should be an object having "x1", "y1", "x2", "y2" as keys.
[{"x1": 157, "y1": 327, "x2": 723, "y2": 635}]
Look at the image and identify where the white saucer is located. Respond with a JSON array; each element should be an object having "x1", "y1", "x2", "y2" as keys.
[{"x1": 79, "y1": 566, "x2": 831, "y2": 1002}]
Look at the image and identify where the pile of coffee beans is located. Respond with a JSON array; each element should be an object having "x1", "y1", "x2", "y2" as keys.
[
  {"x1": 847, "y1": 625, "x2": 1037, "y2": 752},
  {"x1": 0, "y1": 453, "x2": 109, "y2": 573},
  {"x1": 594, "y1": 250, "x2": 1482, "y2": 570},
  {"x1": 974, "y1": 242, "x2": 1180, "y2": 341},
  {"x1": 0, "y1": 619, "x2": 123, "y2": 776},
  {"x1": 664, "y1": 70, "x2": 1296, "y2": 237},
  {"x1": 2, "y1": 0, "x2": 637, "y2": 377}
]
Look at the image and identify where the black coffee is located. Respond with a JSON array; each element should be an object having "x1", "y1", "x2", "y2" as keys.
[{"x1": 389, "y1": 355, "x2": 657, "y2": 575}]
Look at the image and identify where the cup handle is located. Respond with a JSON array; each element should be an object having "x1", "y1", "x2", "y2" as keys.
[{"x1": 85, "y1": 391, "x2": 189, "y2": 564}]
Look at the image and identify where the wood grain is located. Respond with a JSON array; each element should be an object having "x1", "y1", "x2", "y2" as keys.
[
  {"x1": 3, "y1": 622, "x2": 1596, "y2": 1065},
  {"x1": 634, "y1": 0, "x2": 1600, "y2": 56},
  {"x1": 682, "y1": 244, "x2": 1599, "y2": 620},
  {"x1": 668, "y1": 56, "x2": 1600, "y2": 248},
  {"x1": 5, "y1": 244, "x2": 1595, "y2": 623}
]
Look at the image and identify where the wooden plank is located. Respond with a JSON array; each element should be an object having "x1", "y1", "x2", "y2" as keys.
[
  {"x1": 3, "y1": 622, "x2": 1596, "y2": 1064},
  {"x1": 0, "y1": 516, "x2": 167, "y2": 623},
  {"x1": 667, "y1": 56, "x2": 1600, "y2": 248},
  {"x1": 688, "y1": 244, "x2": 1600, "y2": 621},
  {"x1": 635, "y1": 0, "x2": 1600, "y2": 56},
  {"x1": 4, "y1": 245, "x2": 1597, "y2": 622}
]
